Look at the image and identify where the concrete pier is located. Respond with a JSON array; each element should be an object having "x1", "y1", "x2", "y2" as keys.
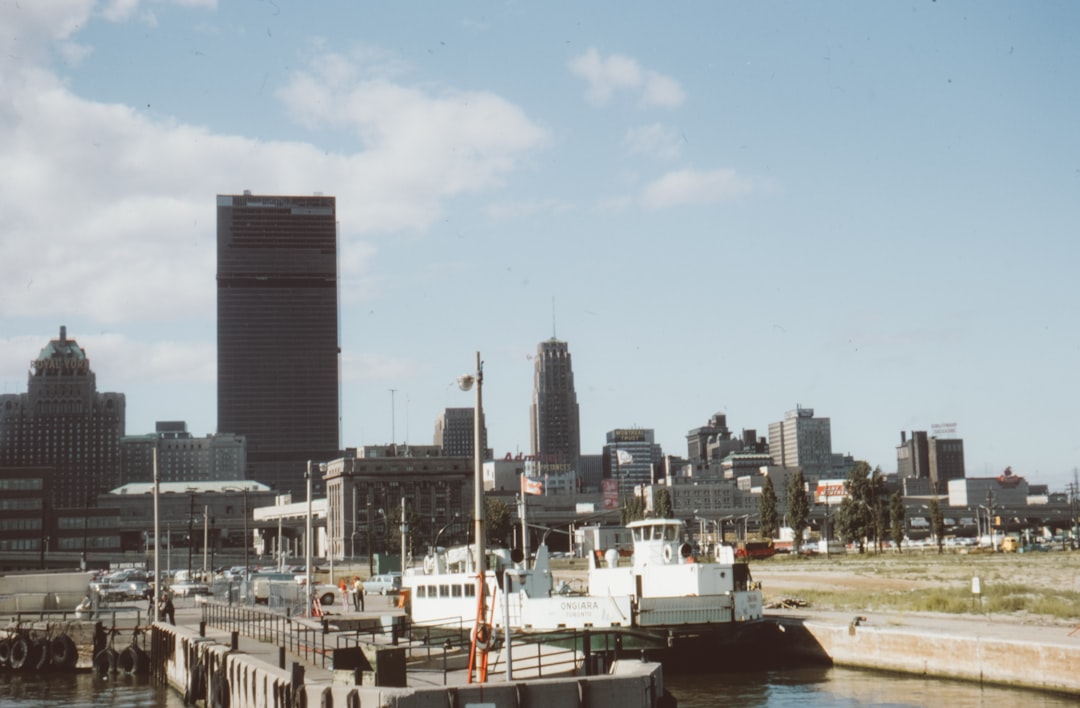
[
  {"x1": 773, "y1": 610, "x2": 1080, "y2": 696},
  {"x1": 150, "y1": 599, "x2": 672, "y2": 707}
]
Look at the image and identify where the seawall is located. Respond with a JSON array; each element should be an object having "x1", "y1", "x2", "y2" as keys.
[{"x1": 781, "y1": 611, "x2": 1080, "y2": 696}]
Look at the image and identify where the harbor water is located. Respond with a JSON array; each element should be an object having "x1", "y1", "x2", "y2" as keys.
[{"x1": 2, "y1": 666, "x2": 1076, "y2": 707}]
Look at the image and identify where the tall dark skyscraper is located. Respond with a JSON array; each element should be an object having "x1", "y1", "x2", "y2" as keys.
[
  {"x1": 529, "y1": 338, "x2": 581, "y2": 475},
  {"x1": 0, "y1": 326, "x2": 125, "y2": 509},
  {"x1": 217, "y1": 193, "x2": 341, "y2": 498}
]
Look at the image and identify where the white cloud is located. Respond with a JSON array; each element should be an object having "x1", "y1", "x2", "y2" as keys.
[
  {"x1": 0, "y1": 24, "x2": 549, "y2": 329},
  {"x1": 275, "y1": 50, "x2": 550, "y2": 202},
  {"x1": 638, "y1": 168, "x2": 765, "y2": 209},
  {"x1": 624, "y1": 123, "x2": 683, "y2": 160},
  {"x1": 568, "y1": 48, "x2": 685, "y2": 109}
]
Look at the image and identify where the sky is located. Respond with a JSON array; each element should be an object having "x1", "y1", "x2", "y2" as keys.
[{"x1": 1, "y1": 1, "x2": 1078, "y2": 491}]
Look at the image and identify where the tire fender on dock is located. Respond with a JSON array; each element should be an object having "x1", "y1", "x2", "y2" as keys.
[
  {"x1": 93, "y1": 647, "x2": 119, "y2": 675},
  {"x1": 50, "y1": 635, "x2": 78, "y2": 670},
  {"x1": 8, "y1": 636, "x2": 30, "y2": 671}
]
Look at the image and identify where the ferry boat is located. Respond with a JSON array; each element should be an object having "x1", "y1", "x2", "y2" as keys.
[{"x1": 404, "y1": 517, "x2": 763, "y2": 633}]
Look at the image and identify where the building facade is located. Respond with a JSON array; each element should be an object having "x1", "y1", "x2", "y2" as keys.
[
  {"x1": 603, "y1": 428, "x2": 663, "y2": 496},
  {"x1": 767, "y1": 406, "x2": 833, "y2": 482},
  {"x1": 433, "y1": 407, "x2": 487, "y2": 460},
  {"x1": 322, "y1": 446, "x2": 473, "y2": 564},
  {"x1": 0, "y1": 327, "x2": 125, "y2": 509},
  {"x1": 217, "y1": 192, "x2": 342, "y2": 498},
  {"x1": 120, "y1": 421, "x2": 246, "y2": 485},
  {"x1": 897, "y1": 430, "x2": 965, "y2": 495},
  {"x1": 529, "y1": 338, "x2": 581, "y2": 476}
]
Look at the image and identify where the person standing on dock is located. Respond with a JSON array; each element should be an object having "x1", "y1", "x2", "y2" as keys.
[
  {"x1": 353, "y1": 576, "x2": 364, "y2": 612},
  {"x1": 161, "y1": 593, "x2": 175, "y2": 625},
  {"x1": 340, "y1": 578, "x2": 348, "y2": 611}
]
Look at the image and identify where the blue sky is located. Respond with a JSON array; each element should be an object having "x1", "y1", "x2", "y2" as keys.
[{"x1": 2, "y1": 1, "x2": 1078, "y2": 491}]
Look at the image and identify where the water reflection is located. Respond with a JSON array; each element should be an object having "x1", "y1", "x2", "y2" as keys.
[
  {"x1": 0, "y1": 671, "x2": 183, "y2": 707},
  {"x1": 666, "y1": 666, "x2": 1079, "y2": 708}
]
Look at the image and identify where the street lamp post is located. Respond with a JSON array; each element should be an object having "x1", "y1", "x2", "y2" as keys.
[
  {"x1": 242, "y1": 487, "x2": 249, "y2": 584},
  {"x1": 434, "y1": 513, "x2": 460, "y2": 551},
  {"x1": 305, "y1": 461, "x2": 313, "y2": 610},
  {"x1": 152, "y1": 448, "x2": 160, "y2": 623},
  {"x1": 457, "y1": 352, "x2": 485, "y2": 579}
]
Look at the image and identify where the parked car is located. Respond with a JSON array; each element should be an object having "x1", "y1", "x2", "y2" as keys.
[
  {"x1": 363, "y1": 573, "x2": 402, "y2": 595},
  {"x1": 170, "y1": 581, "x2": 211, "y2": 597}
]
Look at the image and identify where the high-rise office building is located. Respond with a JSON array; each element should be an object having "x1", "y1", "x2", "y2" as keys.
[
  {"x1": 767, "y1": 405, "x2": 833, "y2": 482},
  {"x1": 529, "y1": 338, "x2": 580, "y2": 475},
  {"x1": 434, "y1": 407, "x2": 487, "y2": 459},
  {"x1": 603, "y1": 428, "x2": 662, "y2": 493},
  {"x1": 217, "y1": 192, "x2": 341, "y2": 498},
  {"x1": 897, "y1": 430, "x2": 965, "y2": 495},
  {"x1": 0, "y1": 326, "x2": 125, "y2": 509},
  {"x1": 119, "y1": 421, "x2": 246, "y2": 485}
]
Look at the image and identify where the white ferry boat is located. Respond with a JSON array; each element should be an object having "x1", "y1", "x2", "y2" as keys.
[{"x1": 403, "y1": 517, "x2": 763, "y2": 632}]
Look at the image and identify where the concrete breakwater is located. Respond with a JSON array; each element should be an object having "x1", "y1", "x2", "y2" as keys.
[
  {"x1": 150, "y1": 620, "x2": 672, "y2": 708},
  {"x1": 776, "y1": 611, "x2": 1080, "y2": 696}
]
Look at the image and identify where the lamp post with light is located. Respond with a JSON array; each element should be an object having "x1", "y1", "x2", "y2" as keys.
[
  {"x1": 304, "y1": 461, "x2": 324, "y2": 613},
  {"x1": 457, "y1": 352, "x2": 485, "y2": 580}
]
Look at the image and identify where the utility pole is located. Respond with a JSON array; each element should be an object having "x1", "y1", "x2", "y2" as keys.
[
  {"x1": 1067, "y1": 470, "x2": 1075, "y2": 552},
  {"x1": 389, "y1": 389, "x2": 397, "y2": 451},
  {"x1": 187, "y1": 493, "x2": 196, "y2": 578}
]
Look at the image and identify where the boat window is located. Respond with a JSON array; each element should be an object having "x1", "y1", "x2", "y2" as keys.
[
  {"x1": 452, "y1": 584, "x2": 462, "y2": 597},
  {"x1": 632, "y1": 527, "x2": 642, "y2": 542},
  {"x1": 415, "y1": 586, "x2": 426, "y2": 598},
  {"x1": 439, "y1": 584, "x2": 450, "y2": 597},
  {"x1": 665, "y1": 526, "x2": 677, "y2": 542},
  {"x1": 465, "y1": 584, "x2": 476, "y2": 598},
  {"x1": 652, "y1": 525, "x2": 664, "y2": 540}
]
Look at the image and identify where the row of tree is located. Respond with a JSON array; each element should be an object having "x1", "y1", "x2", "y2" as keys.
[{"x1": 762, "y1": 461, "x2": 946, "y2": 554}]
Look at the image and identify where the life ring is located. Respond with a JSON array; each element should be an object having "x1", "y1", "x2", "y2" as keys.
[
  {"x1": 50, "y1": 635, "x2": 78, "y2": 670},
  {"x1": 0, "y1": 637, "x2": 11, "y2": 667},
  {"x1": 8, "y1": 636, "x2": 30, "y2": 671},
  {"x1": 471, "y1": 623, "x2": 494, "y2": 652},
  {"x1": 93, "y1": 647, "x2": 119, "y2": 675},
  {"x1": 662, "y1": 545, "x2": 673, "y2": 563}
]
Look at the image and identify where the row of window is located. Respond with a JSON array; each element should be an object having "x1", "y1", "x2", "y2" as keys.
[
  {"x1": 0, "y1": 498, "x2": 42, "y2": 510},
  {"x1": 0, "y1": 517, "x2": 42, "y2": 530},
  {"x1": 413, "y1": 583, "x2": 477, "y2": 599},
  {"x1": 0, "y1": 478, "x2": 43, "y2": 490}
]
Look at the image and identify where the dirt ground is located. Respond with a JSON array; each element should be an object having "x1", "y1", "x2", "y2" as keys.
[
  {"x1": 552, "y1": 548, "x2": 1080, "y2": 607},
  {"x1": 748, "y1": 547, "x2": 1080, "y2": 610}
]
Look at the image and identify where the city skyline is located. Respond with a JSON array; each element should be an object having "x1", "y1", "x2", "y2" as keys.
[{"x1": 1, "y1": 4, "x2": 1078, "y2": 490}]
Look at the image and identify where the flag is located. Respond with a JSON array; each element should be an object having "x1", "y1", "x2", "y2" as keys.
[{"x1": 616, "y1": 449, "x2": 634, "y2": 466}]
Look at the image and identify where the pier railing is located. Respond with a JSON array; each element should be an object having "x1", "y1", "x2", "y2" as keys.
[{"x1": 200, "y1": 599, "x2": 333, "y2": 667}]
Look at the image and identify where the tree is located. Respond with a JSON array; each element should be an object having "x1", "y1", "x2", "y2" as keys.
[
  {"x1": 870, "y1": 467, "x2": 888, "y2": 553},
  {"x1": 485, "y1": 497, "x2": 512, "y2": 547},
  {"x1": 759, "y1": 475, "x2": 779, "y2": 540},
  {"x1": 889, "y1": 491, "x2": 906, "y2": 553},
  {"x1": 833, "y1": 459, "x2": 876, "y2": 552},
  {"x1": 654, "y1": 487, "x2": 674, "y2": 519},
  {"x1": 929, "y1": 497, "x2": 945, "y2": 554},
  {"x1": 621, "y1": 494, "x2": 646, "y2": 525},
  {"x1": 786, "y1": 469, "x2": 809, "y2": 553}
]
